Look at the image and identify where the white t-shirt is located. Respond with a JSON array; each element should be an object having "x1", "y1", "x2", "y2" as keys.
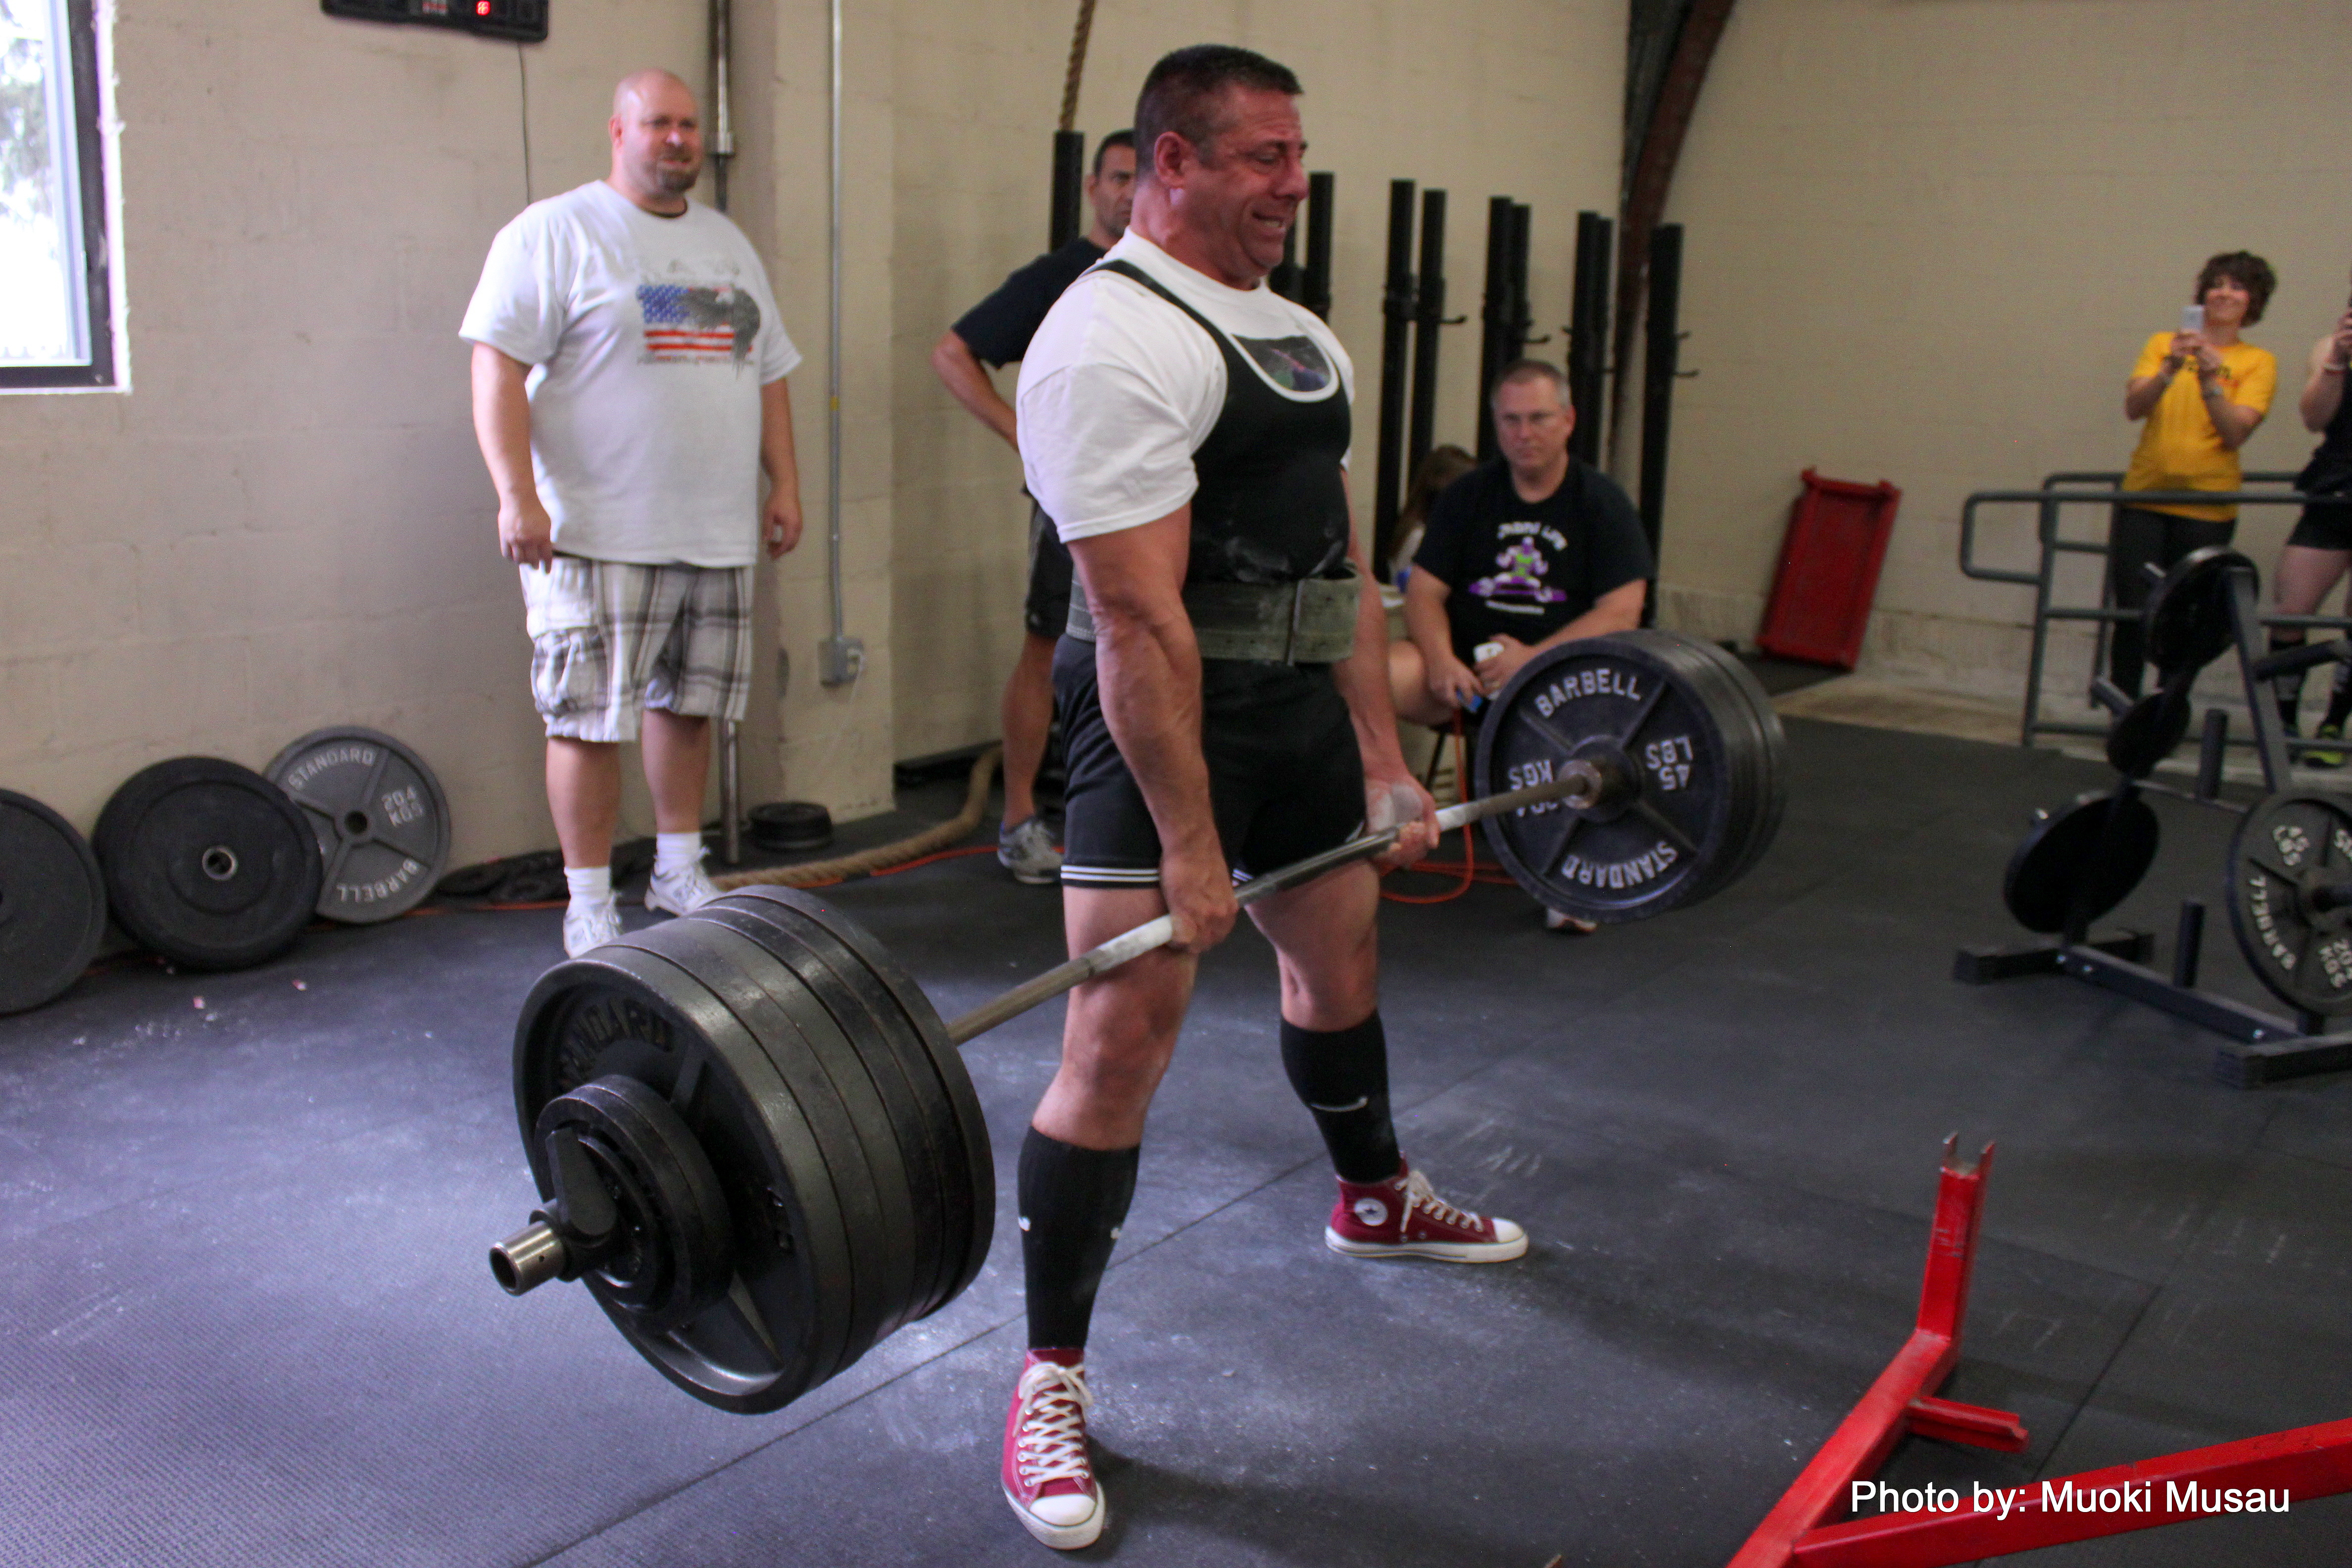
[
  {"x1": 1016, "y1": 231, "x2": 1354, "y2": 543},
  {"x1": 460, "y1": 181, "x2": 800, "y2": 568}
]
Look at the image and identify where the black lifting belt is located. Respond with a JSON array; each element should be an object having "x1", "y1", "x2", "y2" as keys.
[{"x1": 1065, "y1": 567, "x2": 1362, "y2": 664}]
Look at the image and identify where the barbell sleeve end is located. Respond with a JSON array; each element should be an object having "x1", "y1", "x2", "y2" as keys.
[{"x1": 490, "y1": 1221, "x2": 568, "y2": 1296}]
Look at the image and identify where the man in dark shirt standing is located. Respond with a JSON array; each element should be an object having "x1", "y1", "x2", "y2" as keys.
[
  {"x1": 1390, "y1": 359, "x2": 1649, "y2": 930},
  {"x1": 931, "y1": 130, "x2": 1137, "y2": 883}
]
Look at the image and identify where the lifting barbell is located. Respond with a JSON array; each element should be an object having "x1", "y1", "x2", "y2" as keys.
[{"x1": 486, "y1": 631, "x2": 1787, "y2": 1413}]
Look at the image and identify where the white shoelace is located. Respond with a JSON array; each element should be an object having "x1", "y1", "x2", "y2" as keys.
[
  {"x1": 1401, "y1": 1167, "x2": 1481, "y2": 1233},
  {"x1": 1014, "y1": 1361, "x2": 1094, "y2": 1486}
]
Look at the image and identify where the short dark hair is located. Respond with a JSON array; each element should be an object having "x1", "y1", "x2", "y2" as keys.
[
  {"x1": 1491, "y1": 359, "x2": 1570, "y2": 405},
  {"x1": 1091, "y1": 130, "x2": 1134, "y2": 177},
  {"x1": 2196, "y1": 250, "x2": 2277, "y2": 326},
  {"x1": 1134, "y1": 45, "x2": 1302, "y2": 169}
]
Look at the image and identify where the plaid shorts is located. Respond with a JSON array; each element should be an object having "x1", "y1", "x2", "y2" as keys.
[{"x1": 521, "y1": 558, "x2": 754, "y2": 741}]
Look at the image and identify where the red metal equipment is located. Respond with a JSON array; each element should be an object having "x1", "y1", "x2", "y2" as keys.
[
  {"x1": 1756, "y1": 469, "x2": 1901, "y2": 670},
  {"x1": 1727, "y1": 1139, "x2": 2352, "y2": 1568}
]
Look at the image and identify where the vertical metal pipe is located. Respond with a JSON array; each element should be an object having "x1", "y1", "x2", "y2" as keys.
[
  {"x1": 1408, "y1": 188, "x2": 1448, "y2": 488},
  {"x1": 2023, "y1": 493, "x2": 2058, "y2": 745},
  {"x1": 1568, "y1": 210, "x2": 1611, "y2": 465},
  {"x1": 1506, "y1": 201, "x2": 1533, "y2": 359},
  {"x1": 1636, "y1": 222, "x2": 1683, "y2": 587},
  {"x1": 1269, "y1": 225, "x2": 1303, "y2": 303},
  {"x1": 816, "y1": 0, "x2": 860, "y2": 687},
  {"x1": 1303, "y1": 171, "x2": 1335, "y2": 321},
  {"x1": 1372, "y1": 179, "x2": 1417, "y2": 575},
  {"x1": 1475, "y1": 195, "x2": 1513, "y2": 462},
  {"x1": 710, "y1": 0, "x2": 740, "y2": 861},
  {"x1": 2197, "y1": 706, "x2": 2229, "y2": 798},
  {"x1": 1050, "y1": 130, "x2": 1084, "y2": 250}
]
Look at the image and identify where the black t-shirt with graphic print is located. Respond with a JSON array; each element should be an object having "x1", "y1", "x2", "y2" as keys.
[{"x1": 1411, "y1": 458, "x2": 1653, "y2": 666}]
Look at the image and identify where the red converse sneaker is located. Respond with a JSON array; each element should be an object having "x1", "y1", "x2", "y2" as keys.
[
  {"x1": 1326, "y1": 1161, "x2": 1527, "y2": 1262},
  {"x1": 1002, "y1": 1349, "x2": 1105, "y2": 1550}
]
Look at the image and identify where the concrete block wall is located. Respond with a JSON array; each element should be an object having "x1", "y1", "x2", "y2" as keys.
[{"x1": 1658, "y1": 0, "x2": 2352, "y2": 699}]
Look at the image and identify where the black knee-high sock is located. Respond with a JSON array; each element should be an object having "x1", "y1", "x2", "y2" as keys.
[
  {"x1": 1019, "y1": 1128, "x2": 1138, "y2": 1351},
  {"x1": 1280, "y1": 1013, "x2": 1403, "y2": 1184},
  {"x1": 2269, "y1": 634, "x2": 2307, "y2": 734},
  {"x1": 2325, "y1": 657, "x2": 2352, "y2": 733}
]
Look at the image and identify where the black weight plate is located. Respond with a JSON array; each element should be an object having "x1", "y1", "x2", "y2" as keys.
[
  {"x1": 0, "y1": 790, "x2": 107, "y2": 1015},
  {"x1": 2107, "y1": 688, "x2": 2192, "y2": 779},
  {"x1": 2143, "y1": 546, "x2": 2249, "y2": 678},
  {"x1": 1473, "y1": 631, "x2": 1766, "y2": 923},
  {"x1": 698, "y1": 897, "x2": 963, "y2": 1323},
  {"x1": 725, "y1": 887, "x2": 995, "y2": 1309},
  {"x1": 514, "y1": 943, "x2": 855, "y2": 1410},
  {"x1": 2001, "y1": 791, "x2": 2160, "y2": 934},
  {"x1": 266, "y1": 727, "x2": 452, "y2": 922},
  {"x1": 749, "y1": 801, "x2": 834, "y2": 853},
  {"x1": 1659, "y1": 637, "x2": 1786, "y2": 899},
  {"x1": 94, "y1": 758, "x2": 322, "y2": 970},
  {"x1": 645, "y1": 918, "x2": 926, "y2": 1360},
  {"x1": 2226, "y1": 791, "x2": 2352, "y2": 1017}
]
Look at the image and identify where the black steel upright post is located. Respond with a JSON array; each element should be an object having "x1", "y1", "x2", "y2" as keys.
[
  {"x1": 1476, "y1": 195, "x2": 1514, "y2": 461},
  {"x1": 1270, "y1": 226, "x2": 1303, "y2": 302},
  {"x1": 1050, "y1": 130, "x2": 1084, "y2": 249},
  {"x1": 1637, "y1": 221, "x2": 1684, "y2": 610},
  {"x1": 1372, "y1": 178, "x2": 1418, "y2": 575},
  {"x1": 1408, "y1": 188, "x2": 1448, "y2": 487},
  {"x1": 1303, "y1": 171, "x2": 1335, "y2": 320},
  {"x1": 1568, "y1": 210, "x2": 1612, "y2": 465},
  {"x1": 1507, "y1": 202, "x2": 1534, "y2": 359}
]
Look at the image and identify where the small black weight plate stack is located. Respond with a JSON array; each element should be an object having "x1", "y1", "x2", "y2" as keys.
[
  {"x1": 514, "y1": 941, "x2": 857, "y2": 1412},
  {"x1": 94, "y1": 758, "x2": 322, "y2": 970},
  {"x1": 2002, "y1": 791, "x2": 2160, "y2": 934},
  {"x1": 748, "y1": 801, "x2": 834, "y2": 853},
  {"x1": 0, "y1": 790, "x2": 108, "y2": 1014},
  {"x1": 2226, "y1": 791, "x2": 2352, "y2": 1017},
  {"x1": 265, "y1": 727, "x2": 451, "y2": 923},
  {"x1": 1473, "y1": 630, "x2": 1784, "y2": 923}
]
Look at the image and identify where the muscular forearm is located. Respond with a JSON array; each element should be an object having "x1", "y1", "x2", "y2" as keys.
[
  {"x1": 1092, "y1": 607, "x2": 1219, "y2": 858},
  {"x1": 930, "y1": 330, "x2": 1019, "y2": 451},
  {"x1": 1330, "y1": 540, "x2": 1413, "y2": 775},
  {"x1": 469, "y1": 344, "x2": 537, "y2": 501}
]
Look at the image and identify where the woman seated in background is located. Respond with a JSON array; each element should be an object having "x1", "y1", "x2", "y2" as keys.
[
  {"x1": 2107, "y1": 251, "x2": 2277, "y2": 697},
  {"x1": 2263, "y1": 288, "x2": 2352, "y2": 763}
]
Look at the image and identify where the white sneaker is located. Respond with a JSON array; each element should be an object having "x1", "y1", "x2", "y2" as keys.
[
  {"x1": 562, "y1": 898, "x2": 622, "y2": 957},
  {"x1": 645, "y1": 859, "x2": 723, "y2": 916}
]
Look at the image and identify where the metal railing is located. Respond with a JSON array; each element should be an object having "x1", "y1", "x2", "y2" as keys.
[{"x1": 1956, "y1": 471, "x2": 2352, "y2": 749}]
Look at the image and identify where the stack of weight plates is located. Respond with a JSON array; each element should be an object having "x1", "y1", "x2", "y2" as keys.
[
  {"x1": 511, "y1": 886, "x2": 992, "y2": 1414},
  {"x1": 1474, "y1": 630, "x2": 1786, "y2": 923},
  {"x1": 94, "y1": 758, "x2": 323, "y2": 971},
  {"x1": 0, "y1": 790, "x2": 109, "y2": 1014}
]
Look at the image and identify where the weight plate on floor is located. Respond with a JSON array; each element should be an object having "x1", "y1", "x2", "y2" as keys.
[
  {"x1": 515, "y1": 940, "x2": 858, "y2": 1411},
  {"x1": 265, "y1": 727, "x2": 451, "y2": 923},
  {"x1": 94, "y1": 758, "x2": 323, "y2": 970},
  {"x1": 729, "y1": 888, "x2": 994, "y2": 1311},
  {"x1": 2226, "y1": 791, "x2": 2352, "y2": 1017},
  {"x1": 1473, "y1": 630, "x2": 1784, "y2": 923},
  {"x1": 0, "y1": 790, "x2": 108, "y2": 1015},
  {"x1": 2107, "y1": 687, "x2": 2192, "y2": 779},
  {"x1": 2001, "y1": 790, "x2": 2159, "y2": 934},
  {"x1": 748, "y1": 801, "x2": 834, "y2": 853},
  {"x1": 2143, "y1": 546, "x2": 2249, "y2": 679},
  {"x1": 697, "y1": 896, "x2": 964, "y2": 1323}
]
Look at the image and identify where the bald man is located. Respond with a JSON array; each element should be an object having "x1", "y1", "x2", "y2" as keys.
[{"x1": 463, "y1": 70, "x2": 805, "y2": 956}]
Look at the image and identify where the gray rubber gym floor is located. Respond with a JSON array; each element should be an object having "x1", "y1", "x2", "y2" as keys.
[{"x1": 3, "y1": 716, "x2": 2347, "y2": 1567}]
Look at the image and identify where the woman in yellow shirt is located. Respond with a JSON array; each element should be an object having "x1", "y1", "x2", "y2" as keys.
[{"x1": 2107, "y1": 251, "x2": 2278, "y2": 696}]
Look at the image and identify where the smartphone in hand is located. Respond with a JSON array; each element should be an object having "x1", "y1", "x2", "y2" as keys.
[{"x1": 2181, "y1": 304, "x2": 2206, "y2": 334}]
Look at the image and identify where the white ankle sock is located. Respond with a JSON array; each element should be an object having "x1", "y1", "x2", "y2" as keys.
[
  {"x1": 564, "y1": 866, "x2": 612, "y2": 906},
  {"x1": 654, "y1": 832, "x2": 704, "y2": 878}
]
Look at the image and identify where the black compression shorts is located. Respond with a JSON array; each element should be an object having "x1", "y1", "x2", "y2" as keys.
[
  {"x1": 1051, "y1": 637, "x2": 1365, "y2": 889},
  {"x1": 2287, "y1": 496, "x2": 2352, "y2": 553}
]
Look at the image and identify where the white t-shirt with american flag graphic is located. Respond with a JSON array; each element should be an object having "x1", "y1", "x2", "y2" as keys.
[{"x1": 461, "y1": 180, "x2": 800, "y2": 567}]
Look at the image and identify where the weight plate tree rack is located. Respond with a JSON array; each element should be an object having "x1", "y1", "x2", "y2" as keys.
[
  {"x1": 489, "y1": 633, "x2": 1789, "y2": 1413},
  {"x1": 1957, "y1": 550, "x2": 2352, "y2": 1086},
  {"x1": 0, "y1": 789, "x2": 108, "y2": 1015},
  {"x1": 94, "y1": 757, "x2": 324, "y2": 972},
  {"x1": 266, "y1": 727, "x2": 451, "y2": 923}
]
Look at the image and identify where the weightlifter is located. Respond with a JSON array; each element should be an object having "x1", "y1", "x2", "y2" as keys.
[
  {"x1": 1001, "y1": 44, "x2": 1526, "y2": 1550},
  {"x1": 462, "y1": 69, "x2": 804, "y2": 956}
]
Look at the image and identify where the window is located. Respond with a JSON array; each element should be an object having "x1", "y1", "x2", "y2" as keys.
[{"x1": 1, "y1": 0, "x2": 110, "y2": 389}]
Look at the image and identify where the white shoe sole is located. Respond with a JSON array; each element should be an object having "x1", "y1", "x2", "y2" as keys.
[
  {"x1": 1003, "y1": 1484, "x2": 1105, "y2": 1550},
  {"x1": 1324, "y1": 1225, "x2": 1529, "y2": 1263}
]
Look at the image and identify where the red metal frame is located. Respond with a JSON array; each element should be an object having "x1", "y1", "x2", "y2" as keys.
[
  {"x1": 1756, "y1": 468, "x2": 1901, "y2": 671},
  {"x1": 1727, "y1": 1139, "x2": 2352, "y2": 1568}
]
